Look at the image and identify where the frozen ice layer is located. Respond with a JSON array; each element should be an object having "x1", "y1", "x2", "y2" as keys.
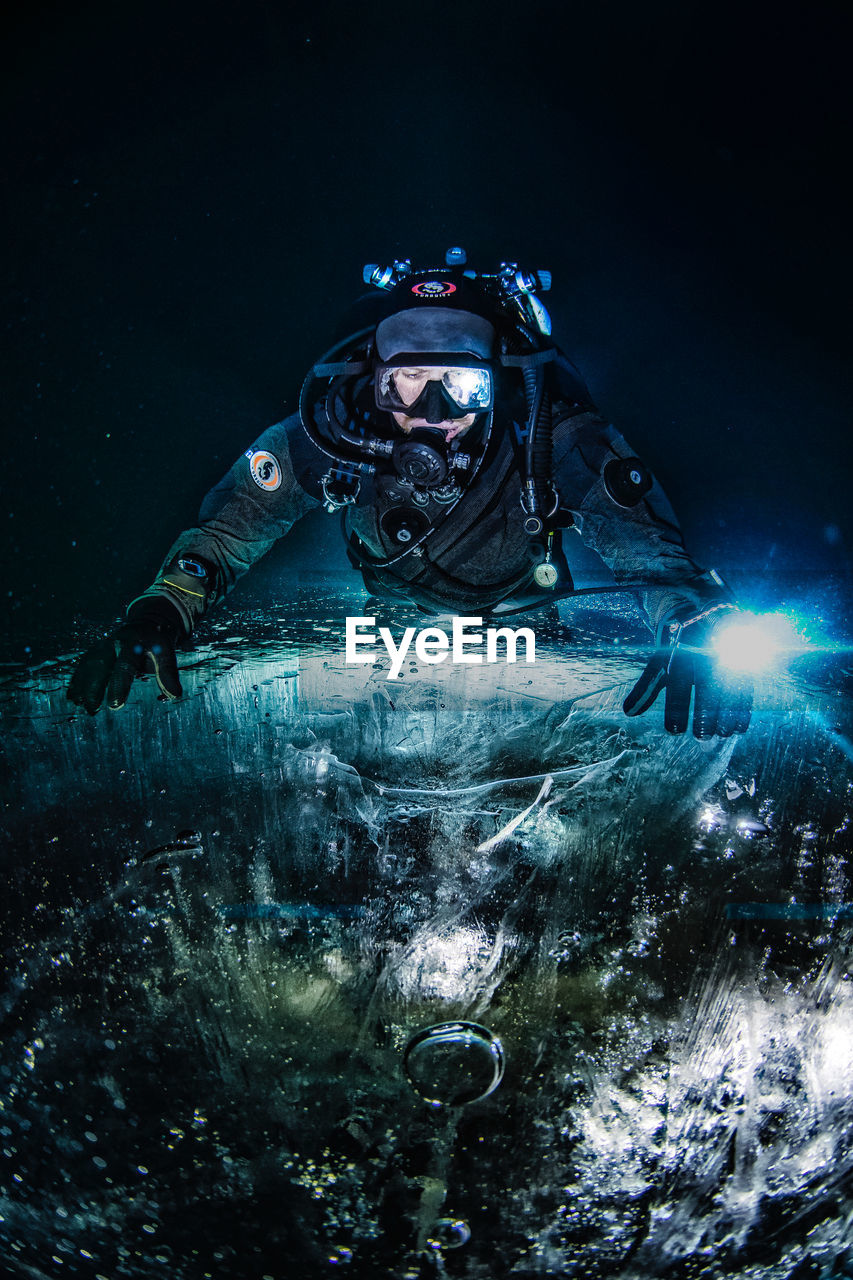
[{"x1": 1, "y1": 596, "x2": 852, "y2": 1277}]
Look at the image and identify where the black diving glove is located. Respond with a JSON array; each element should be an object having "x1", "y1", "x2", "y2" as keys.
[
  {"x1": 623, "y1": 603, "x2": 753, "y2": 739},
  {"x1": 67, "y1": 598, "x2": 184, "y2": 715}
]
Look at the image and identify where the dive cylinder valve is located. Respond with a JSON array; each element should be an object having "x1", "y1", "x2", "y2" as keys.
[
  {"x1": 499, "y1": 263, "x2": 552, "y2": 336},
  {"x1": 499, "y1": 264, "x2": 552, "y2": 296},
  {"x1": 363, "y1": 259, "x2": 413, "y2": 290}
]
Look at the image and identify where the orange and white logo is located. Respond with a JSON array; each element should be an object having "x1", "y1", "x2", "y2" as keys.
[
  {"x1": 411, "y1": 280, "x2": 457, "y2": 297},
  {"x1": 247, "y1": 450, "x2": 282, "y2": 491}
]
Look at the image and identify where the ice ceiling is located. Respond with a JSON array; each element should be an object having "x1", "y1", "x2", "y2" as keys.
[{"x1": 2, "y1": 593, "x2": 852, "y2": 1278}]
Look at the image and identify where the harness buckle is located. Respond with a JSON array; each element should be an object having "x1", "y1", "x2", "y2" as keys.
[{"x1": 321, "y1": 469, "x2": 361, "y2": 513}]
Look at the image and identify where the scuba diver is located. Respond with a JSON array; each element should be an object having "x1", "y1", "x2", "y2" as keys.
[{"x1": 67, "y1": 248, "x2": 752, "y2": 738}]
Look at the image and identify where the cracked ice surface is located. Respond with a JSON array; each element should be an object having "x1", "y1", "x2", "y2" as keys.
[{"x1": 1, "y1": 595, "x2": 852, "y2": 1278}]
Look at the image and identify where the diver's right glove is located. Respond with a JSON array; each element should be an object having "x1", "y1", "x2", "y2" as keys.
[
  {"x1": 623, "y1": 603, "x2": 753, "y2": 738},
  {"x1": 67, "y1": 597, "x2": 184, "y2": 715}
]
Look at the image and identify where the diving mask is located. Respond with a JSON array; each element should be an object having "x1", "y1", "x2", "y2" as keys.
[{"x1": 375, "y1": 357, "x2": 493, "y2": 422}]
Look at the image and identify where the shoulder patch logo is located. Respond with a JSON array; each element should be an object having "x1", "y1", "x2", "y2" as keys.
[{"x1": 247, "y1": 449, "x2": 282, "y2": 492}]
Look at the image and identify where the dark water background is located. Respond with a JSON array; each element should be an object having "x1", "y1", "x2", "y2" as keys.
[{"x1": 3, "y1": 0, "x2": 852, "y2": 660}]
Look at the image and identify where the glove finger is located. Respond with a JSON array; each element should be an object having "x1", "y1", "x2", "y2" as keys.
[
  {"x1": 692, "y1": 658, "x2": 720, "y2": 739},
  {"x1": 729, "y1": 682, "x2": 754, "y2": 735},
  {"x1": 623, "y1": 655, "x2": 668, "y2": 717},
  {"x1": 106, "y1": 660, "x2": 138, "y2": 710},
  {"x1": 106, "y1": 642, "x2": 147, "y2": 710},
  {"x1": 702, "y1": 671, "x2": 753, "y2": 738},
  {"x1": 734, "y1": 695, "x2": 753, "y2": 735},
  {"x1": 150, "y1": 638, "x2": 182, "y2": 701},
  {"x1": 664, "y1": 653, "x2": 693, "y2": 735},
  {"x1": 67, "y1": 639, "x2": 118, "y2": 715}
]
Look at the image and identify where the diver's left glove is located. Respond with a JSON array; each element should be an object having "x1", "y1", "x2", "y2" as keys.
[
  {"x1": 67, "y1": 597, "x2": 184, "y2": 715},
  {"x1": 623, "y1": 603, "x2": 753, "y2": 738}
]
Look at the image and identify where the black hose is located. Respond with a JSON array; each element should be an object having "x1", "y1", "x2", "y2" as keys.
[
  {"x1": 521, "y1": 361, "x2": 554, "y2": 521},
  {"x1": 531, "y1": 386, "x2": 553, "y2": 487},
  {"x1": 298, "y1": 331, "x2": 386, "y2": 470}
]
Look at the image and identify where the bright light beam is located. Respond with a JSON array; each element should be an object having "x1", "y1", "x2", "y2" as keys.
[{"x1": 712, "y1": 613, "x2": 799, "y2": 673}]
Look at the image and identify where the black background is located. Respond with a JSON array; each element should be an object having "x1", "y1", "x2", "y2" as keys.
[{"x1": 3, "y1": 0, "x2": 851, "y2": 660}]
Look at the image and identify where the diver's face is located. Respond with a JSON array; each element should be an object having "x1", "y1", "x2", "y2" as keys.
[{"x1": 390, "y1": 366, "x2": 478, "y2": 441}]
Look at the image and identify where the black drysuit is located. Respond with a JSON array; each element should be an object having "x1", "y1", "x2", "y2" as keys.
[{"x1": 130, "y1": 400, "x2": 729, "y2": 640}]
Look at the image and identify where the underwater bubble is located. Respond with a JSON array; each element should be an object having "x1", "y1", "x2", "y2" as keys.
[
  {"x1": 428, "y1": 1218, "x2": 471, "y2": 1250},
  {"x1": 402, "y1": 1022, "x2": 504, "y2": 1106}
]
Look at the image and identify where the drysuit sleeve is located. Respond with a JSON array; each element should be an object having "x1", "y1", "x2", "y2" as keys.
[
  {"x1": 129, "y1": 415, "x2": 323, "y2": 633},
  {"x1": 553, "y1": 411, "x2": 732, "y2": 637}
]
